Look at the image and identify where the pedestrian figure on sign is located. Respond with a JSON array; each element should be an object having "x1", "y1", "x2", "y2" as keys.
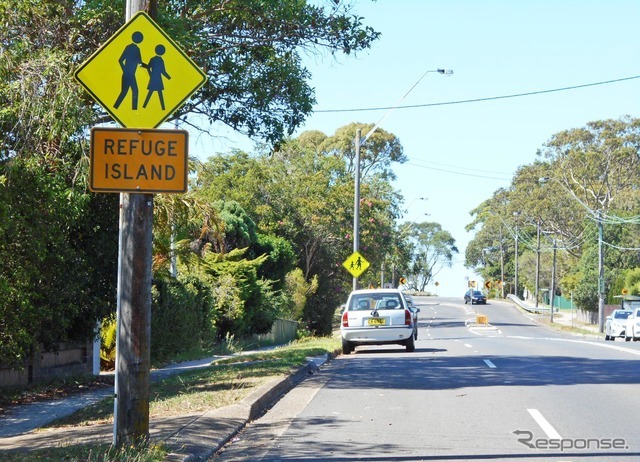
[
  {"x1": 143, "y1": 44, "x2": 171, "y2": 110},
  {"x1": 356, "y1": 256, "x2": 362, "y2": 270},
  {"x1": 114, "y1": 31, "x2": 147, "y2": 110},
  {"x1": 350, "y1": 261, "x2": 355, "y2": 270}
]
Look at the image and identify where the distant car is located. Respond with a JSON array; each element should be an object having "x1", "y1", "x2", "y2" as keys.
[
  {"x1": 605, "y1": 309, "x2": 632, "y2": 341},
  {"x1": 624, "y1": 308, "x2": 640, "y2": 342},
  {"x1": 464, "y1": 290, "x2": 487, "y2": 305},
  {"x1": 403, "y1": 293, "x2": 420, "y2": 340},
  {"x1": 341, "y1": 289, "x2": 416, "y2": 354}
]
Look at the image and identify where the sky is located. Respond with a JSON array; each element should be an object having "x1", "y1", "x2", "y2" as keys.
[{"x1": 187, "y1": 0, "x2": 640, "y2": 297}]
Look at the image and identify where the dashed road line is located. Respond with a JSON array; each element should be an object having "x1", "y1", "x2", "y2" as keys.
[
  {"x1": 483, "y1": 359, "x2": 496, "y2": 368},
  {"x1": 527, "y1": 408, "x2": 562, "y2": 440}
]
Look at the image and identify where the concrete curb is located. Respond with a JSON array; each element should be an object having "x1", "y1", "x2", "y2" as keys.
[
  {"x1": 165, "y1": 353, "x2": 334, "y2": 461},
  {"x1": 504, "y1": 296, "x2": 602, "y2": 338}
]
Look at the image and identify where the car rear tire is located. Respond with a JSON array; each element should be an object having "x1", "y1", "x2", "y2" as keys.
[
  {"x1": 342, "y1": 338, "x2": 353, "y2": 355},
  {"x1": 605, "y1": 334, "x2": 611, "y2": 341},
  {"x1": 405, "y1": 335, "x2": 415, "y2": 352}
]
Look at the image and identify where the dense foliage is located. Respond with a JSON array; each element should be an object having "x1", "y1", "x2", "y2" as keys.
[
  {"x1": 466, "y1": 117, "x2": 640, "y2": 310},
  {"x1": 0, "y1": 0, "x2": 382, "y2": 367}
]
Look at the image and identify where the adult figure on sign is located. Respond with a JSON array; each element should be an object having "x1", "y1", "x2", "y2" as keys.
[
  {"x1": 114, "y1": 31, "x2": 147, "y2": 110},
  {"x1": 143, "y1": 44, "x2": 171, "y2": 110}
]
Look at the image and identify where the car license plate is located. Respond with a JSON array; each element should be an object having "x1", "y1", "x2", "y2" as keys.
[{"x1": 368, "y1": 318, "x2": 386, "y2": 326}]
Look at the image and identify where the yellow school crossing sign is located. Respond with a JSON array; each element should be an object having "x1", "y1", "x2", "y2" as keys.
[
  {"x1": 75, "y1": 11, "x2": 207, "y2": 129},
  {"x1": 343, "y1": 251, "x2": 370, "y2": 278}
]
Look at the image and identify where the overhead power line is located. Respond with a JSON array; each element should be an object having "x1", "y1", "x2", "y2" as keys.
[
  {"x1": 315, "y1": 75, "x2": 640, "y2": 114},
  {"x1": 404, "y1": 161, "x2": 512, "y2": 181}
]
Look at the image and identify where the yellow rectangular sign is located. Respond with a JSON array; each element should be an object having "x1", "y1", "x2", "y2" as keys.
[{"x1": 90, "y1": 127, "x2": 188, "y2": 193}]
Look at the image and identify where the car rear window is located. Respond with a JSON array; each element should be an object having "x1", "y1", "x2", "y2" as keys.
[
  {"x1": 349, "y1": 293, "x2": 404, "y2": 311},
  {"x1": 615, "y1": 311, "x2": 632, "y2": 319}
]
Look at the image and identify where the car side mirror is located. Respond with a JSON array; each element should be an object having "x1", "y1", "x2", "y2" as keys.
[{"x1": 416, "y1": 308, "x2": 421, "y2": 313}]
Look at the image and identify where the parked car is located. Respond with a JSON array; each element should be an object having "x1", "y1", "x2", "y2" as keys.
[
  {"x1": 403, "y1": 293, "x2": 420, "y2": 340},
  {"x1": 605, "y1": 309, "x2": 632, "y2": 341},
  {"x1": 341, "y1": 288, "x2": 416, "y2": 354},
  {"x1": 464, "y1": 290, "x2": 487, "y2": 305},
  {"x1": 624, "y1": 308, "x2": 640, "y2": 342}
]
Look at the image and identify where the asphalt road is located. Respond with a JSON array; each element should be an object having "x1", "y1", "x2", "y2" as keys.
[{"x1": 212, "y1": 296, "x2": 640, "y2": 461}]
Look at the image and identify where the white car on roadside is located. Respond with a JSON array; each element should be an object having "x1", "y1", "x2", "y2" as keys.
[
  {"x1": 605, "y1": 309, "x2": 632, "y2": 341},
  {"x1": 624, "y1": 308, "x2": 640, "y2": 342},
  {"x1": 340, "y1": 289, "x2": 416, "y2": 355}
]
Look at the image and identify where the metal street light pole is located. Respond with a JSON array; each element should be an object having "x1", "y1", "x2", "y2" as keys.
[
  {"x1": 352, "y1": 129, "x2": 362, "y2": 291},
  {"x1": 352, "y1": 68, "x2": 452, "y2": 290},
  {"x1": 550, "y1": 236, "x2": 557, "y2": 323},
  {"x1": 499, "y1": 225, "x2": 505, "y2": 298},
  {"x1": 535, "y1": 218, "x2": 541, "y2": 308},
  {"x1": 597, "y1": 212, "x2": 605, "y2": 332},
  {"x1": 513, "y1": 212, "x2": 520, "y2": 298}
]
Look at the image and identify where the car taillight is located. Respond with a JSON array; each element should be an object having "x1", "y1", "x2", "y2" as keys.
[
  {"x1": 405, "y1": 309, "x2": 412, "y2": 325},
  {"x1": 342, "y1": 311, "x2": 349, "y2": 327}
]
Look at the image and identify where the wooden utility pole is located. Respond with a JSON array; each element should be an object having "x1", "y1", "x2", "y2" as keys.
[
  {"x1": 114, "y1": 193, "x2": 153, "y2": 446},
  {"x1": 113, "y1": 0, "x2": 156, "y2": 447}
]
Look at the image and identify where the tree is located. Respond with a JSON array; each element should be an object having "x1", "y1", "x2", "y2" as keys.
[
  {"x1": 73, "y1": 0, "x2": 381, "y2": 144},
  {"x1": 1, "y1": 0, "x2": 383, "y2": 364},
  {"x1": 315, "y1": 123, "x2": 408, "y2": 180},
  {"x1": 466, "y1": 117, "x2": 640, "y2": 307},
  {"x1": 0, "y1": 0, "x2": 119, "y2": 366},
  {"x1": 540, "y1": 117, "x2": 640, "y2": 215},
  {"x1": 195, "y1": 140, "x2": 353, "y2": 333},
  {"x1": 405, "y1": 222, "x2": 458, "y2": 292}
]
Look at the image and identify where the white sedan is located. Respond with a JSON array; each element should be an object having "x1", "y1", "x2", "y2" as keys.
[
  {"x1": 624, "y1": 308, "x2": 640, "y2": 342},
  {"x1": 605, "y1": 309, "x2": 632, "y2": 341},
  {"x1": 340, "y1": 288, "x2": 416, "y2": 354}
]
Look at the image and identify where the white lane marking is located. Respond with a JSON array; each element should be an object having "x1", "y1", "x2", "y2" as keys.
[
  {"x1": 527, "y1": 408, "x2": 562, "y2": 440},
  {"x1": 483, "y1": 359, "x2": 496, "y2": 368},
  {"x1": 506, "y1": 336, "x2": 640, "y2": 357},
  {"x1": 469, "y1": 327, "x2": 503, "y2": 336},
  {"x1": 463, "y1": 343, "x2": 473, "y2": 348}
]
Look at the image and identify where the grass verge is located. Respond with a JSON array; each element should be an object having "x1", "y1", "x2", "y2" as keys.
[{"x1": 0, "y1": 336, "x2": 340, "y2": 462}]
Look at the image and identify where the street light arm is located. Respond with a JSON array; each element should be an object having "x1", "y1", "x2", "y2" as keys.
[{"x1": 360, "y1": 68, "x2": 454, "y2": 144}]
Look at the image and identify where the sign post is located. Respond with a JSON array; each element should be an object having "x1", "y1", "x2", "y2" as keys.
[{"x1": 74, "y1": 1, "x2": 207, "y2": 447}]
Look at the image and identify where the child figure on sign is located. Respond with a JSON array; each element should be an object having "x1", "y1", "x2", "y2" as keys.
[{"x1": 143, "y1": 44, "x2": 171, "y2": 110}]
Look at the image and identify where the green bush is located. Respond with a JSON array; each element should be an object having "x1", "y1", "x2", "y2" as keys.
[{"x1": 150, "y1": 275, "x2": 216, "y2": 363}]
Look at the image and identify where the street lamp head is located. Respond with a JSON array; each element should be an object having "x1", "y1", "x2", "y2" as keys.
[{"x1": 437, "y1": 69, "x2": 454, "y2": 75}]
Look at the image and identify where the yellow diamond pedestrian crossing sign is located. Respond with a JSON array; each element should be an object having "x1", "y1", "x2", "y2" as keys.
[
  {"x1": 343, "y1": 251, "x2": 370, "y2": 278},
  {"x1": 75, "y1": 11, "x2": 207, "y2": 129}
]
